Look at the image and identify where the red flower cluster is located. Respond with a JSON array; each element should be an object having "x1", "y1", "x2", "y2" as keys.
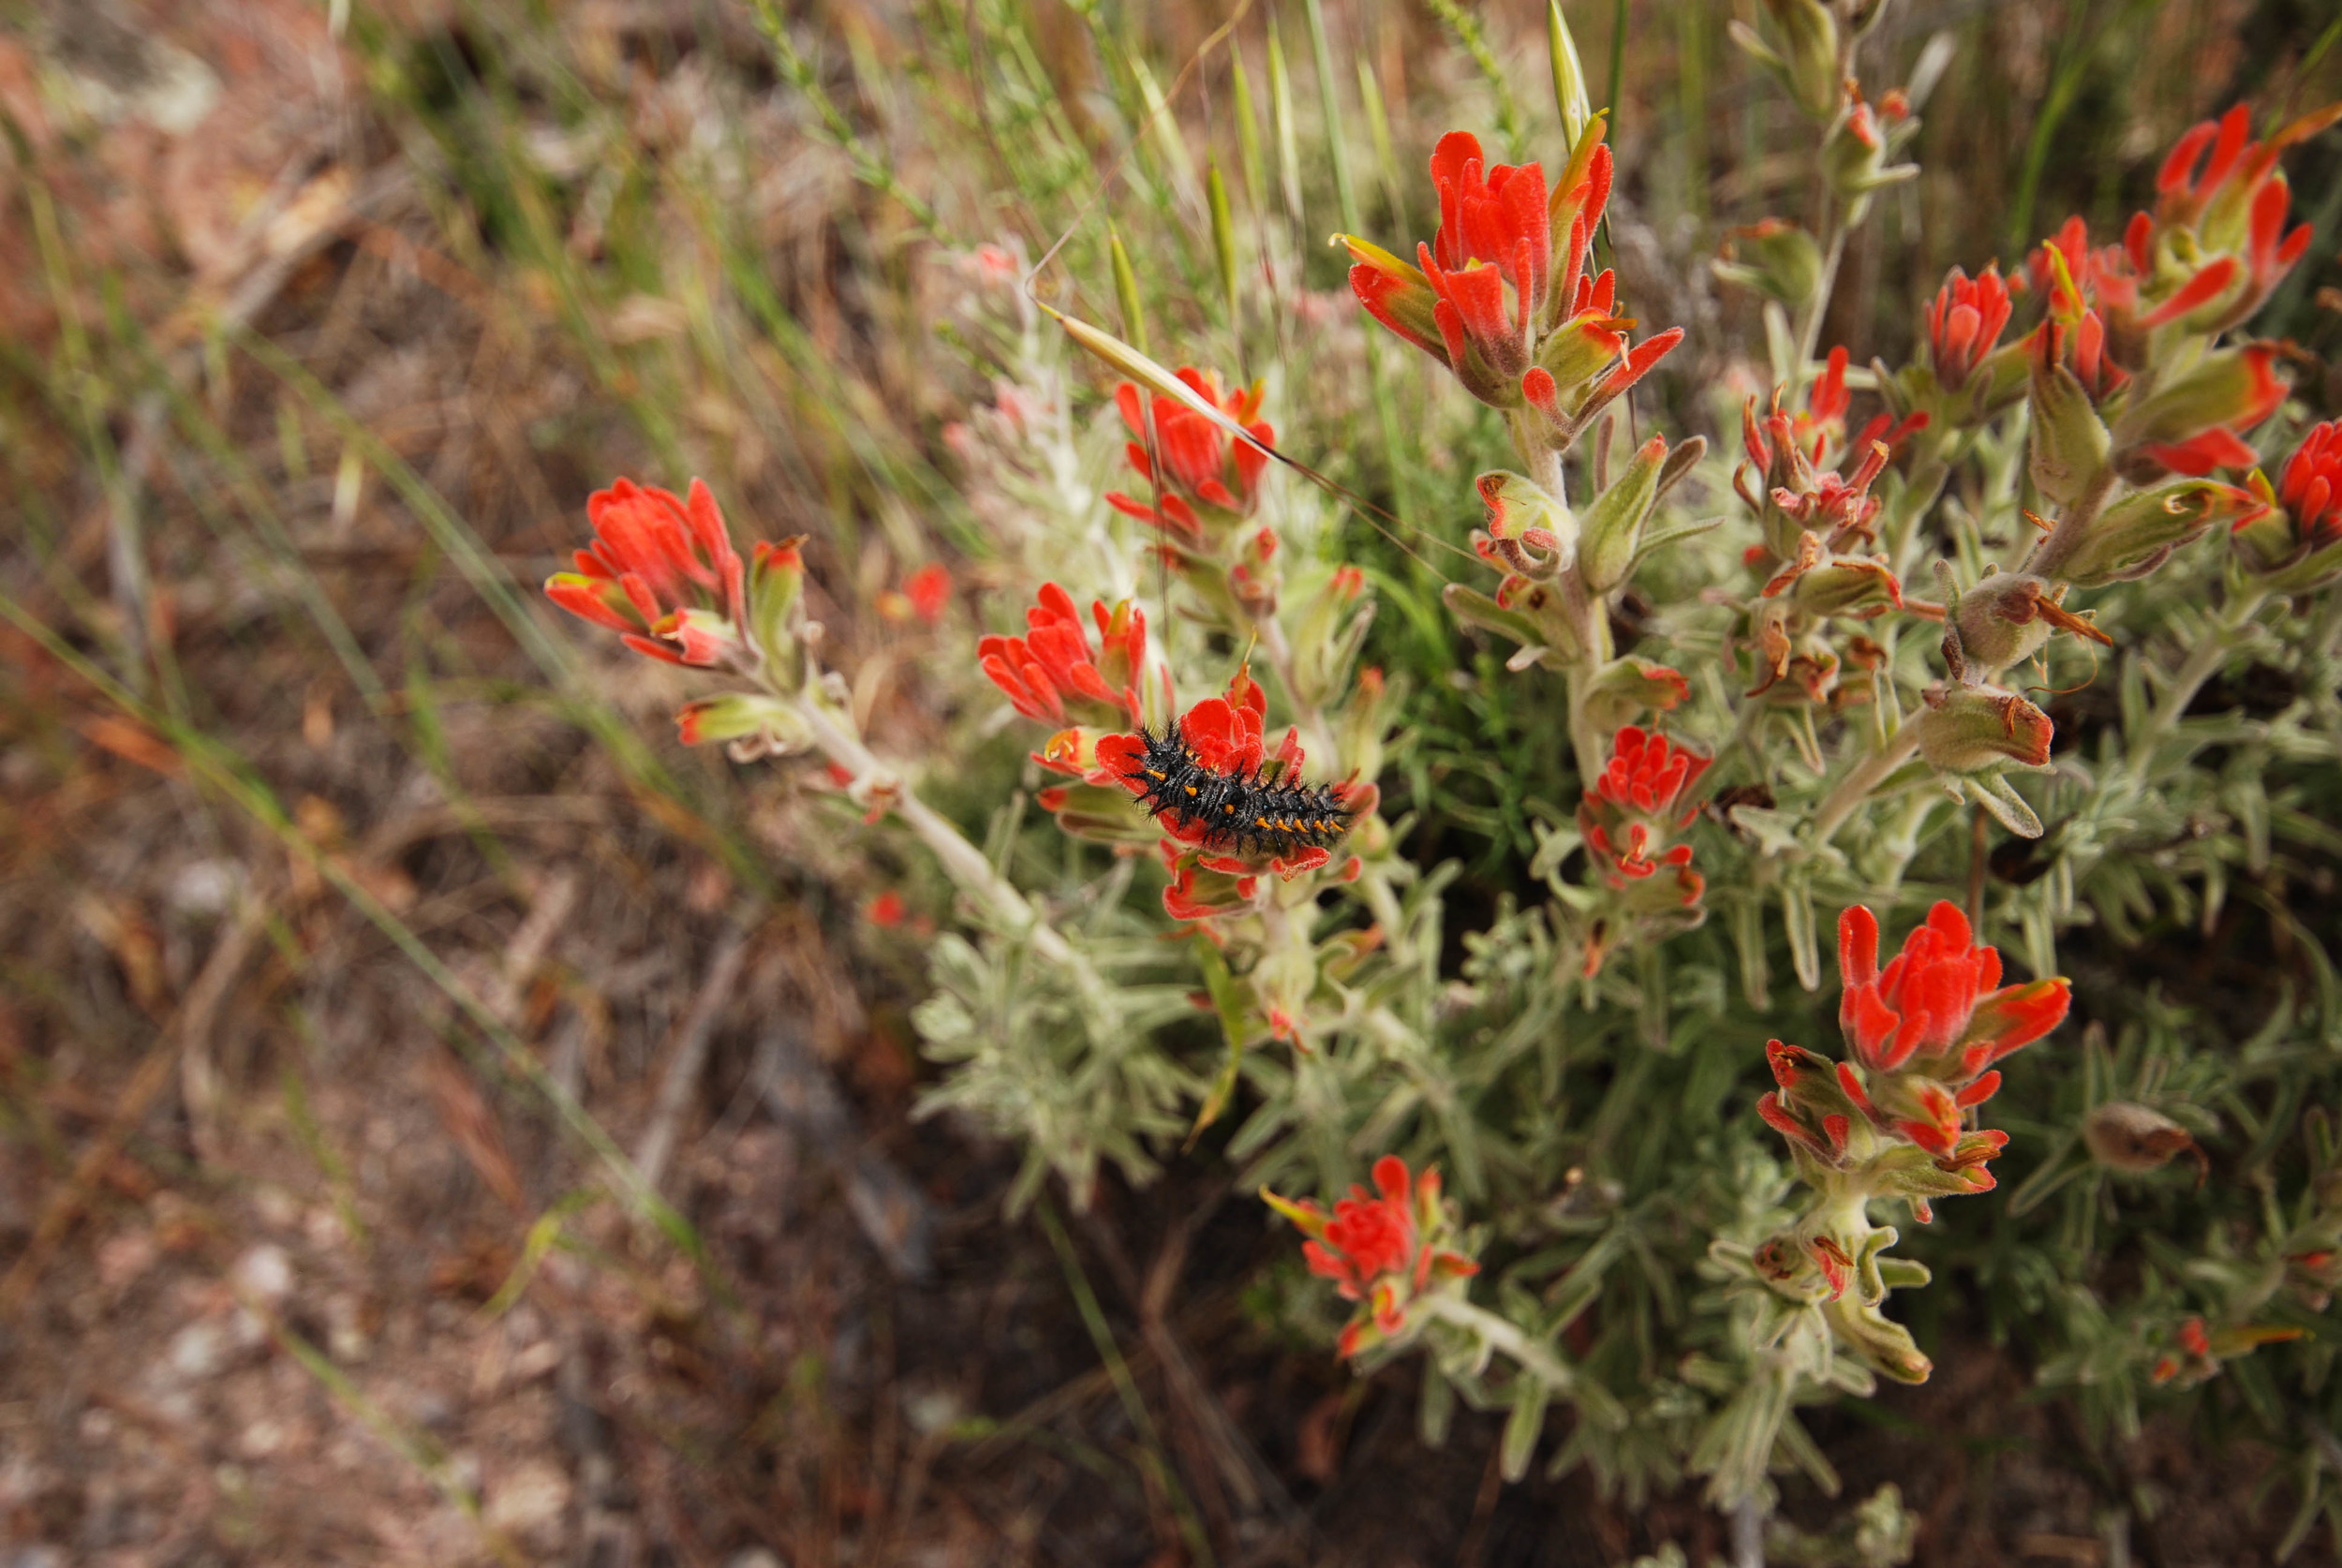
[
  {"x1": 2234, "y1": 421, "x2": 2342, "y2": 586},
  {"x1": 2013, "y1": 103, "x2": 2335, "y2": 481},
  {"x1": 1925, "y1": 265, "x2": 2013, "y2": 392},
  {"x1": 1266, "y1": 1155, "x2": 1480, "y2": 1357},
  {"x1": 1832, "y1": 902, "x2": 2070, "y2": 1157},
  {"x1": 1104, "y1": 370, "x2": 1273, "y2": 543},
  {"x1": 1756, "y1": 904, "x2": 2068, "y2": 1221},
  {"x1": 978, "y1": 583, "x2": 1150, "y2": 729},
  {"x1": 1347, "y1": 125, "x2": 1681, "y2": 420},
  {"x1": 1579, "y1": 726, "x2": 1710, "y2": 901},
  {"x1": 2155, "y1": 102, "x2": 2338, "y2": 317},
  {"x1": 1740, "y1": 349, "x2": 1925, "y2": 555},
  {"x1": 546, "y1": 479, "x2": 749, "y2": 666},
  {"x1": 2275, "y1": 421, "x2": 2342, "y2": 548},
  {"x1": 1417, "y1": 131, "x2": 1557, "y2": 380}
]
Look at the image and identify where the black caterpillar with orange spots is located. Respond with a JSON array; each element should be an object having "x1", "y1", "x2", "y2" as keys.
[{"x1": 1124, "y1": 725, "x2": 1352, "y2": 859}]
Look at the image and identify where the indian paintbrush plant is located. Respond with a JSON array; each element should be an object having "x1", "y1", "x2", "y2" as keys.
[{"x1": 542, "y1": 5, "x2": 2342, "y2": 1560}]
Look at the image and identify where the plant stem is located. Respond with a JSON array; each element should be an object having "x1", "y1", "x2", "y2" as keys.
[
  {"x1": 2126, "y1": 587, "x2": 2272, "y2": 772},
  {"x1": 1793, "y1": 220, "x2": 1848, "y2": 378},
  {"x1": 1732, "y1": 1493, "x2": 1766, "y2": 1568},
  {"x1": 1812, "y1": 725, "x2": 1924, "y2": 847},
  {"x1": 1562, "y1": 575, "x2": 1614, "y2": 784},
  {"x1": 1506, "y1": 411, "x2": 1611, "y2": 782},
  {"x1": 1422, "y1": 1293, "x2": 1584, "y2": 1394},
  {"x1": 1253, "y1": 614, "x2": 1329, "y2": 755},
  {"x1": 2023, "y1": 466, "x2": 2116, "y2": 583},
  {"x1": 790, "y1": 694, "x2": 1085, "y2": 973}
]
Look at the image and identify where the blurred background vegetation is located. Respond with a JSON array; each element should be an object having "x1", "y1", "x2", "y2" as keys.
[{"x1": 1, "y1": 1, "x2": 2338, "y2": 1563}]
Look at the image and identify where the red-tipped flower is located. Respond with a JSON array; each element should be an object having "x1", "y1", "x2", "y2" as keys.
[
  {"x1": 1927, "y1": 265, "x2": 2013, "y2": 392},
  {"x1": 1836, "y1": 901, "x2": 2069, "y2": 1153},
  {"x1": 1579, "y1": 725, "x2": 1711, "y2": 904},
  {"x1": 2276, "y1": 422, "x2": 2342, "y2": 549},
  {"x1": 1418, "y1": 131, "x2": 1552, "y2": 381},
  {"x1": 2234, "y1": 421, "x2": 2342, "y2": 589},
  {"x1": 1264, "y1": 1155, "x2": 1481, "y2": 1358},
  {"x1": 2156, "y1": 102, "x2": 2340, "y2": 245},
  {"x1": 978, "y1": 584, "x2": 1150, "y2": 729},
  {"x1": 2118, "y1": 101, "x2": 2342, "y2": 333},
  {"x1": 1346, "y1": 123, "x2": 1681, "y2": 421},
  {"x1": 1104, "y1": 370, "x2": 1273, "y2": 542},
  {"x1": 546, "y1": 478, "x2": 750, "y2": 667},
  {"x1": 2129, "y1": 343, "x2": 2288, "y2": 478}
]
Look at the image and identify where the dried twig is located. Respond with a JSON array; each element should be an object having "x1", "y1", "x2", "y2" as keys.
[{"x1": 633, "y1": 908, "x2": 756, "y2": 1193}]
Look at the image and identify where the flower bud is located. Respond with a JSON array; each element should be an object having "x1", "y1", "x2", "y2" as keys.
[
  {"x1": 1578, "y1": 436, "x2": 1668, "y2": 591},
  {"x1": 675, "y1": 693, "x2": 811, "y2": 758},
  {"x1": 2058, "y1": 479, "x2": 2264, "y2": 587},
  {"x1": 1731, "y1": 0, "x2": 1841, "y2": 122},
  {"x1": 2026, "y1": 334, "x2": 2111, "y2": 507},
  {"x1": 1039, "y1": 778, "x2": 1172, "y2": 846},
  {"x1": 1915, "y1": 683, "x2": 2053, "y2": 775},
  {"x1": 749, "y1": 537, "x2": 809, "y2": 688},
  {"x1": 1925, "y1": 264, "x2": 2014, "y2": 396},
  {"x1": 2083, "y1": 1101, "x2": 2206, "y2": 1181},
  {"x1": 1713, "y1": 218, "x2": 1823, "y2": 309},
  {"x1": 1951, "y1": 579, "x2": 2046, "y2": 673},
  {"x1": 1761, "y1": 534, "x2": 1904, "y2": 617},
  {"x1": 2123, "y1": 344, "x2": 2287, "y2": 465},
  {"x1": 1443, "y1": 580, "x2": 1556, "y2": 658},
  {"x1": 1580, "y1": 655, "x2": 1692, "y2": 732},
  {"x1": 1823, "y1": 1290, "x2": 1934, "y2": 1384},
  {"x1": 1342, "y1": 235, "x2": 1445, "y2": 362},
  {"x1": 1476, "y1": 470, "x2": 1578, "y2": 577},
  {"x1": 1820, "y1": 94, "x2": 1918, "y2": 206},
  {"x1": 1531, "y1": 315, "x2": 1629, "y2": 406},
  {"x1": 2234, "y1": 421, "x2": 2342, "y2": 591}
]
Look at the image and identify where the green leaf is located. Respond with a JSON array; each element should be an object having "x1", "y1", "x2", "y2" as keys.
[
  {"x1": 1501, "y1": 1376, "x2": 1550, "y2": 1481},
  {"x1": 1547, "y1": 0, "x2": 1593, "y2": 147},
  {"x1": 1187, "y1": 930, "x2": 1253, "y2": 1144}
]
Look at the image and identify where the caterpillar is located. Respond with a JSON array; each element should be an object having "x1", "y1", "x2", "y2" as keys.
[{"x1": 1123, "y1": 725, "x2": 1352, "y2": 860}]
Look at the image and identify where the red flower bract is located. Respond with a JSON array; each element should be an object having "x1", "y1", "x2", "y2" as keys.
[
  {"x1": 1104, "y1": 370, "x2": 1273, "y2": 542},
  {"x1": 904, "y1": 562, "x2": 952, "y2": 624},
  {"x1": 977, "y1": 583, "x2": 1147, "y2": 728},
  {"x1": 1926, "y1": 265, "x2": 2012, "y2": 392},
  {"x1": 1588, "y1": 724, "x2": 1709, "y2": 821},
  {"x1": 546, "y1": 478, "x2": 748, "y2": 666},
  {"x1": 2277, "y1": 422, "x2": 2342, "y2": 548},
  {"x1": 1837, "y1": 902, "x2": 2070, "y2": 1079},
  {"x1": 1266, "y1": 1155, "x2": 1481, "y2": 1358},
  {"x1": 1579, "y1": 725, "x2": 1711, "y2": 903},
  {"x1": 1419, "y1": 131, "x2": 1553, "y2": 378},
  {"x1": 1303, "y1": 1155, "x2": 1420, "y2": 1295}
]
